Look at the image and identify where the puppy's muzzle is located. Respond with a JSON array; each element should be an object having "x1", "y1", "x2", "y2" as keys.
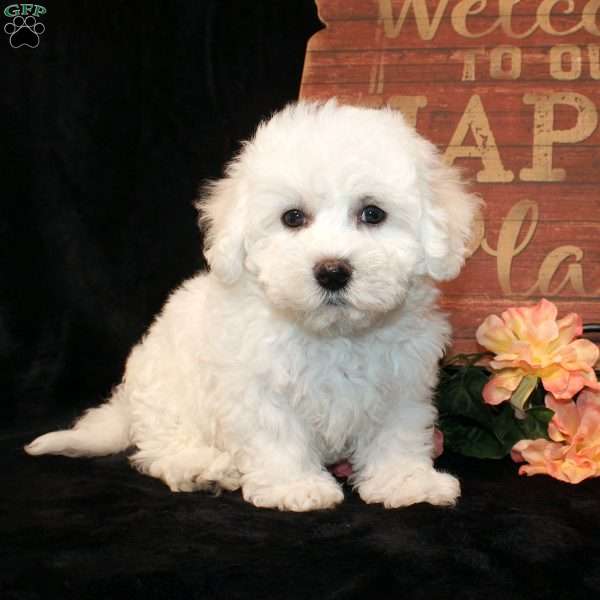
[{"x1": 313, "y1": 259, "x2": 352, "y2": 292}]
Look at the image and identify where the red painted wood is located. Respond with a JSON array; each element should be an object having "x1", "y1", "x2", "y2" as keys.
[{"x1": 300, "y1": 0, "x2": 600, "y2": 353}]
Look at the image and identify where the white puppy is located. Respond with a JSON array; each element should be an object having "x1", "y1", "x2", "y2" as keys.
[{"x1": 26, "y1": 101, "x2": 478, "y2": 511}]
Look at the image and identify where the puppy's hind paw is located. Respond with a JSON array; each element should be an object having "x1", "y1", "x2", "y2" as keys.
[{"x1": 137, "y1": 447, "x2": 241, "y2": 493}]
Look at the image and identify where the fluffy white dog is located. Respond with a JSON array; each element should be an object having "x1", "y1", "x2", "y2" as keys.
[{"x1": 26, "y1": 101, "x2": 478, "y2": 511}]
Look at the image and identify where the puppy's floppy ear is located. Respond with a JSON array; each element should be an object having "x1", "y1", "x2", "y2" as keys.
[
  {"x1": 196, "y1": 175, "x2": 247, "y2": 285},
  {"x1": 416, "y1": 139, "x2": 481, "y2": 281}
]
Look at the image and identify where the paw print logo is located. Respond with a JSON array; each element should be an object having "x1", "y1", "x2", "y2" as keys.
[{"x1": 4, "y1": 15, "x2": 45, "y2": 48}]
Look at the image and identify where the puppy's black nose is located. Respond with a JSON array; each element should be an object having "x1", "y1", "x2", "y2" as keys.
[{"x1": 314, "y1": 259, "x2": 352, "y2": 291}]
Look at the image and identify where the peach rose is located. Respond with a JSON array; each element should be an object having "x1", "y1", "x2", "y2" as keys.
[
  {"x1": 512, "y1": 391, "x2": 600, "y2": 484},
  {"x1": 476, "y1": 299, "x2": 600, "y2": 408}
]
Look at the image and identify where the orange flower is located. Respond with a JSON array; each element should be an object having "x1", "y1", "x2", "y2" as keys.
[
  {"x1": 512, "y1": 391, "x2": 600, "y2": 483},
  {"x1": 476, "y1": 299, "x2": 600, "y2": 408}
]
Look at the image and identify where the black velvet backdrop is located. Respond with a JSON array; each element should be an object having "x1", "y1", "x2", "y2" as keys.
[
  {"x1": 3, "y1": 2, "x2": 600, "y2": 599},
  {"x1": 3, "y1": 0, "x2": 321, "y2": 426}
]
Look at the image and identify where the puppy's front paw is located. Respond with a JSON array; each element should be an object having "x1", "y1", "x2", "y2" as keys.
[
  {"x1": 359, "y1": 468, "x2": 460, "y2": 508},
  {"x1": 242, "y1": 473, "x2": 344, "y2": 512}
]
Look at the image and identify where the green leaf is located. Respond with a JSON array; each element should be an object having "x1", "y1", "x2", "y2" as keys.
[
  {"x1": 436, "y1": 367, "x2": 507, "y2": 458},
  {"x1": 435, "y1": 367, "x2": 553, "y2": 459},
  {"x1": 436, "y1": 367, "x2": 494, "y2": 429},
  {"x1": 528, "y1": 381, "x2": 548, "y2": 407},
  {"x1": 439, "y1": 416, "x2": 506, "y2": 459},
  {"x1": 519, "y1": 406, "x2": 554, "y2": 440},
  {"x1": 490, "y1": 402, "x2": 526, "y2": 449}
]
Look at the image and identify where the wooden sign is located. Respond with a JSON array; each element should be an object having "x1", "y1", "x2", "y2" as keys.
[{"x1": 300, "y1": 0, "x2": 600, "y2": 353}]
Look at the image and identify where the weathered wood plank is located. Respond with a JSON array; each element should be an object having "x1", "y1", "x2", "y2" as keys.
[{"x1": 301, "y1": 0, "x2": 600, "y2": 353}]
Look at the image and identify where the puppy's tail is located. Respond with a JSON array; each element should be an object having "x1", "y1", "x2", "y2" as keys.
[{"x1": 25, "y1": 386, "x2": 132, "y2": 458}]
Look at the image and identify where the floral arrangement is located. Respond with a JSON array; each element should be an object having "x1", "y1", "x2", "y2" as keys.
[{"x1": 436, "y1": 299, "x2": 600, "y2": 484}]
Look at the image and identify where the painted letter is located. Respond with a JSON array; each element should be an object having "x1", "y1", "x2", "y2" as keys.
[
  {"x1": 490, "y1": 46, "x2": 522, "y2": 79},
  {"x1": 451, "y1": 48, "x2": 487, "y2": 81},
  {"x1": 378, "y1": 0, "x2": 449, "y2": 40},
  {"x1": 4, "y1": 4, "x2": 20, "y2": 17},
  {"x1": 480, "y1": 199, "x2": 538, "y2": 294},
  {"x1": 582, "y1": 0, "x2": 600, "y2": 35},
  {"x1": 520, "y1": 93, "x2": 598, "y2": 181},
  {"x1": 444, "y1": 95, "x2": 514, "y2": 182},
  {"x1": 549, "y1": 45, "x2": 582, "y2": 80},
  {"x1": 539, "y1": 0, "x2": 585, "y2": 36}
]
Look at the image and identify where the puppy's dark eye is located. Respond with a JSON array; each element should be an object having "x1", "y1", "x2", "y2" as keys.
[
  {"x1": 359, "y1": 205, "x2": 386, "y2": 225},
  {"x1": 281, "y1": 209, "x2": 306, "y2": 228}
]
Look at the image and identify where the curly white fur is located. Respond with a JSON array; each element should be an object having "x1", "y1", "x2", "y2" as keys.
[{"x1": 26, "y1": 101, "x2": 478, "y2": 511}]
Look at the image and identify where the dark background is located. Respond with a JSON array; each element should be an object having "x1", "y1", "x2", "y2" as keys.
[
  {"x1": 2, "y1": 0, "x2": 322, "y2": 426},
  {"x1": 3, "y1": 3, "x2": 600, "y2": 599}
]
